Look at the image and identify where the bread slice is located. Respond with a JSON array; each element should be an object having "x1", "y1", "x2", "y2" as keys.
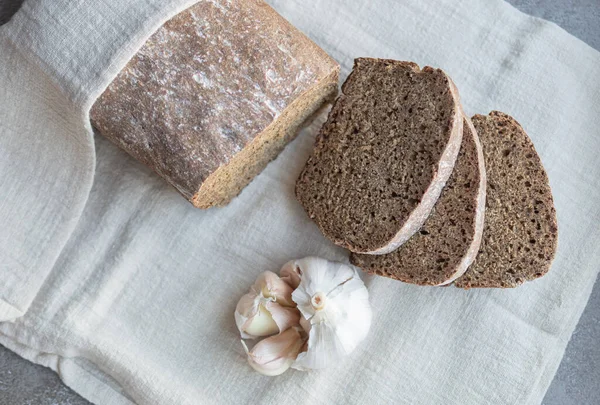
[
  {"x1": 350, "y1": 116, "x2": 486, "y2": 285},
  {"x1": 90, "y1": 0, "x2": 339, "y2": 208},
  {"x1": 295, "y1": 58, "x2": 463, "y2": 254},
  {"x1": 455, "y1": 112, "x2": 558, "y2": 288}
]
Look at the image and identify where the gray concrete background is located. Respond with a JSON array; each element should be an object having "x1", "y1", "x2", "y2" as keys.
[{"x1": 0, "y1": 0, "x2": 598, "y2": 404}]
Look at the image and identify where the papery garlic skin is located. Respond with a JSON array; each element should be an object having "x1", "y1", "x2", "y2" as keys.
[
  {"x1": 284, "y1": 257, "x2": 372, "y2": 370},
  {"x1": 257, "y1": 271, "x2": 296, "y2": 307},
  {"x1": 280, "y1": 260, "x2": 302, "y2": 289},
  {"x1": 299, "y1": 315, "x2": 311, "y2": 334},
  {"x1": 235, "y1": 271, "x2": 300, "y2": 339},
  {"x1": 242, "y1": 327, "x2": 306, "y2": 376}
]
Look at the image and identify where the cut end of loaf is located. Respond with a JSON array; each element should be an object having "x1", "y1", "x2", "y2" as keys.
[{"x1": 192, "y1": 70, "x2": 339, "y2": 208}]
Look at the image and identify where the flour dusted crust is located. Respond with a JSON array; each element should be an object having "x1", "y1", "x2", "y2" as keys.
[
  {"x1": 91, "y1": 0, "x2": 339, "y2": 208},
  {"x1": 350, "y1": 116, "x2": 486, "y2": 285},
  {"x1": 296, "y1": 58, "x2": 463, "y2": 254}
]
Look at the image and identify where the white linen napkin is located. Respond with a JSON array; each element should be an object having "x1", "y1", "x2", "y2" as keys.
[{"x1": 1, "y1": 0, "x2": 599, "y2": 404}]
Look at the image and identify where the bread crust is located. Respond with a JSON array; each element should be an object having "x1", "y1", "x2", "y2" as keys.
[
  {"x1": 438, "y1": 115, "x2": 486, "y2": 285},
  {"x1": 91, "y1": 0, "x2": 339, "y2": 207}
]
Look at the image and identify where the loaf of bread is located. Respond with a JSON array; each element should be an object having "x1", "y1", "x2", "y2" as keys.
[
  {"x1": 91, "y1": 0, "x2": 339, "y2": 208},
  {"x1": 295, "y1": 58, "x2": 463, "y2": 254},
  {"x1": 350, "y1": 117, "x2": 486, "y2": 286},
  {"x1": 455, "y1": 112, "x2": 558, "y2": 288}
]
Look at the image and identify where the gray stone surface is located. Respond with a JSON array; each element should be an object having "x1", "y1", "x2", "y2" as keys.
[
  {"x1": 542, "y1": 280, "x2": 600, "y2": 405},
  {"x1": 0, "y1": 0, "x2": 598, "y2": 404},
  {"x1": 0, "y1": 0, "x2": 23, "y2": 25},
  {"x1": 0, "y1": 348, "x2": 89, "y2": 405},
  {"x1": 508, "y1": 0, "x2": 600, "y2": 51}
]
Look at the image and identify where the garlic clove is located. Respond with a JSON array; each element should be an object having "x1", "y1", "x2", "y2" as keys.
[
  {"x1": 265, "y1": 301, "x2": 301, "y2": 335},
  {"x1": 279, "y1": 260, "x2": 302, "y2": 289},
  {"x1": 235, "y1": 292, "x2": 300, "y2": 339},
  {"x1": 243, "y1": 303, "x2": 280, "y2": 337},
  {"x1": 254, "y1": 271, "x2": 295, "y2": 307},
  {"x1": 235, "y1": 292, "x2": 263, "y2": 339},
  {"x1": 235, "y1": 270, "x2": 300, "y2": 339},
  {"x1": 242, "y1": 327, "x2": 305, "y2": 376}
]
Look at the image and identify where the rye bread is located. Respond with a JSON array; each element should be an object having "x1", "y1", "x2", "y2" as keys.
[
  {"x1": 295, "y1": 58, "x2": 463, "y2": 254},
  {"x1": 455, "y1": 112, "x2": 558, "y2": 288},
  {"x1": 91, "y1": 0, "x2": 339, "y2": 208},
  {"x1": 350, "y1": 116, "x2": 486, "y2": 285}
]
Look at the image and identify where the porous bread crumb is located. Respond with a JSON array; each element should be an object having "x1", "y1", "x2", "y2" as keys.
[
  {"x1": 455, "y1": 111, "x2": 558, "y2": 288},
  {"x1": 296, "y1": 57, "x2": 463, "y2": 254}
]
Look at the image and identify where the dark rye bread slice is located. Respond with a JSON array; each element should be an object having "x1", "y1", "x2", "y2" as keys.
[
  {"x1": 295, "y1": 58, "x2": 463, "y2": 254},
  {"x1": 350, "y1": 116, "x2": 486, "y2": 285},
  {"x1": 455, "y1": 112, "x2": 558, "y2": 288}
]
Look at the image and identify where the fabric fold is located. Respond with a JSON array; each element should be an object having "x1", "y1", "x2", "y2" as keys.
[
  {"x1": 0, "y1": 35, "x2": 96, "y2": 321},
  {"x1": 0, "y1": 0, "x2": 199, "y2": 321}
]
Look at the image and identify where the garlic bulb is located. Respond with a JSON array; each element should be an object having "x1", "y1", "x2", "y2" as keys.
[
  {"x1": 235, "y1": 271, "x2": 300, "y2": 339},
  {"x1": 241, "y1": 327, "x2": 306, "y2": 376},
  {"x1": 283, "y1": 257, "x2": 372, "y2": 370}
]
